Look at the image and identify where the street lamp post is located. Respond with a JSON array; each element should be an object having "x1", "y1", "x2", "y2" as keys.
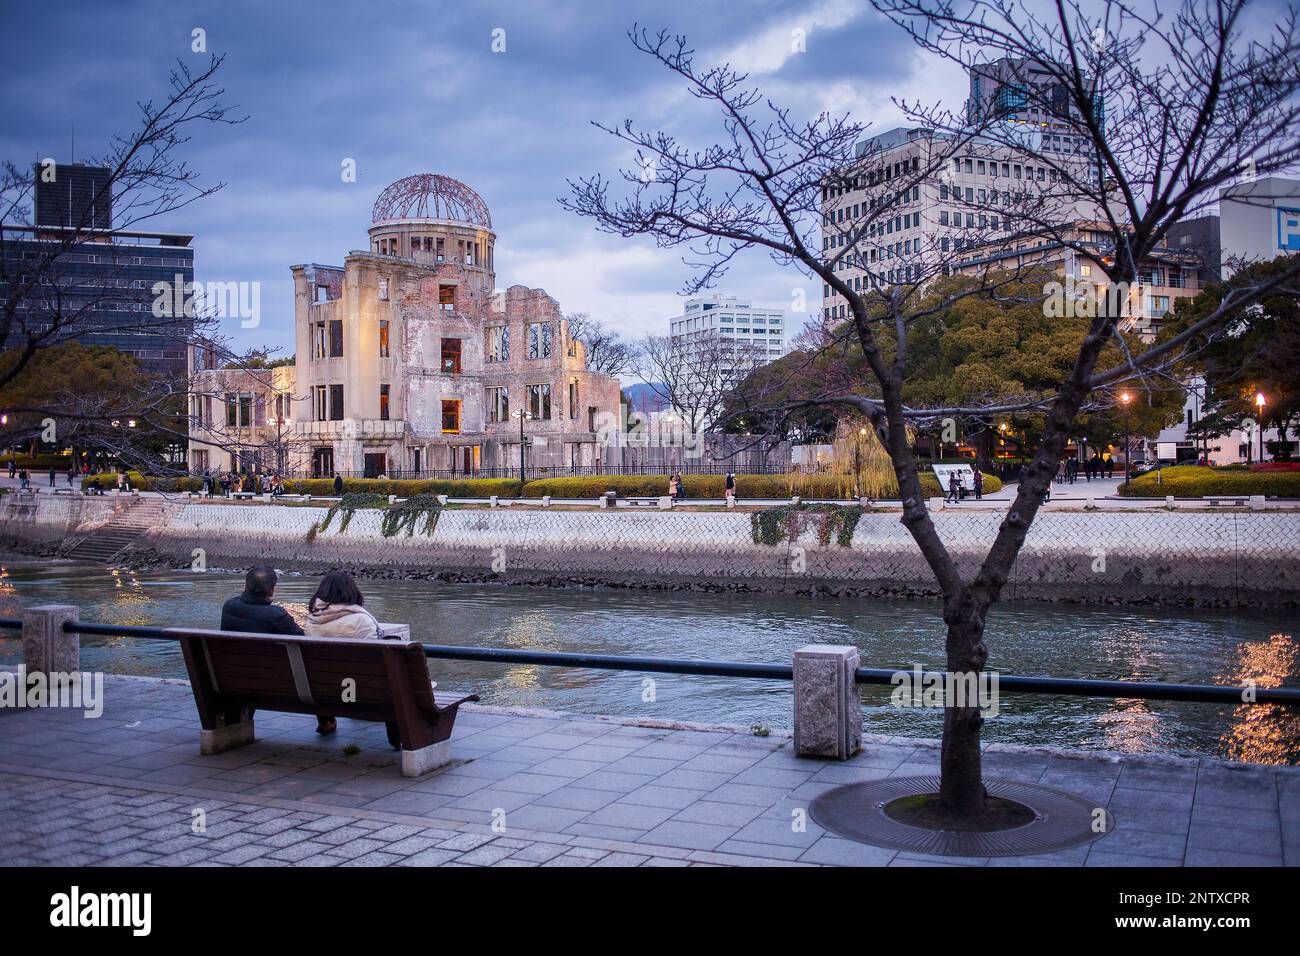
[
  {"x1": 1256, "y1": 392, "x2": 1267, "y2": 463},
  {"x1": 1120, "y1": 391, "x2": 1132, "y2": 491}
]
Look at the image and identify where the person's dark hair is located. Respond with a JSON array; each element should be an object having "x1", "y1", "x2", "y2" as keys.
[
  {"x1": 309, "y1": 570, "x2": 364, "y2": 612},
  {"x1": 245, "y1": 564, "x2": 278, "y2": 598}
]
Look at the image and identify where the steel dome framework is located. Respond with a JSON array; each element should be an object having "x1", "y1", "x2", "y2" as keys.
[{"x1": 370, "y1": 174, "x2": 492, "y2": 230}]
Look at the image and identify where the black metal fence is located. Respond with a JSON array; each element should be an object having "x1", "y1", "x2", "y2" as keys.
[{"x1": 2, "y1": 617, "x2": 1297, "y2": 708}]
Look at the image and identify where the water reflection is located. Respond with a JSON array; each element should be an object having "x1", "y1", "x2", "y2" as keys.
[
  {"x1": 0, "y1": 560, "x2": 1296, "y2": 763},
  {"x1": 1217, "y1": 633, "x2": 1300, "y2": 764}
]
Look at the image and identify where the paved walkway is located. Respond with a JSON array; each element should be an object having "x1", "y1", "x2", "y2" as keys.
[{"x1": 1, "y1": 673, "x2": 1296, "y2": 867}]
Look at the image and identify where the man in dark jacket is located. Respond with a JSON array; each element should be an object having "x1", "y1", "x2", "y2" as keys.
[
  {"x1": 332, "y1": 473, "x2": 344, "y2": 496},
  {"x1": 221, "y1": 565, "x2": 303, "y2": 635}
]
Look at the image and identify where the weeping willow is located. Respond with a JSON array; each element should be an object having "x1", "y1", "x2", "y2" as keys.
[{"x1": 796, "y1": 419, "x2": 909, "y2": 500}]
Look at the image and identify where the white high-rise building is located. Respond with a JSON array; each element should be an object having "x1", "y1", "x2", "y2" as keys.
[{"x1": 665, "y1": 295, "x2": 788, "y2": 427}]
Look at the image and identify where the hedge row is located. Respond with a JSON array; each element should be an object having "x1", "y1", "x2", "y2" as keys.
[
  {"x1": 519, "y1": 471, "x2": 1002, "y2": 500},
  {"x1": 76, "y1": 471, "x2": 1005, "y2": 500},
  {"x1": 280, "y1": 477, "x2": 523, "y2": 498},
  {"x1": 1, "y1": 453, "x2": 71, "y2": 471},
  {"x1": 79, "y1": 472, "x2": 203, "y2": 493},
  {"x1": 1117, "y1": 465, "x2": 1300, "y2": 498}
]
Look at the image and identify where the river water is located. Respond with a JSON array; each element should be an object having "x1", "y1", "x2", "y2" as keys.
[{"x1": 1, "y1": 559, "x2": 1296, "y2": 764}]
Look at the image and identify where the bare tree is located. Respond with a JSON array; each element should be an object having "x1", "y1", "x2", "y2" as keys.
[
  {"x1": 0, "y1": 55, "x2": 242, "y2": 457},
  {"x1": 634, "y1": 331, "x2": 767, "y2": 434},
  {"x1": 565, "y1": 5, "x2": 1300, "y2": 824},
  {"x1": 564, "y1": 311, "x2": 638, "y2": 377}
]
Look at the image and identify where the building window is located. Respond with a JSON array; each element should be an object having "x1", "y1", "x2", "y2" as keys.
[
  {"x1": 441, "y1": 399, "x2": 461, "y2": 433},
  {"x1": 527, "y1": 383, "x2": 552, "y2": 420},
  {"x1": 569, "y1": 378, "x2": 579, "y2": 419},
  {"x1": 486, "y1": 386, "x2": 509, "y2": 423},
  {"x1": 528, "y1": 322, "x2": 553, "y2": 359},
  {"x1": 315, "y1": 285, "x2": 329, "y2": 303},
  {"x1": 379, "y1": 319, "x2": 390, "y2": 357},
  {"x1": 441, "y1": 338, "x2": 462, "y2": 374},
  {"x1": 328, "y1": 319, "x2": 343, "y2": 358},
  {"x1": 313, "y1": 321, "x2": 328, "y2": 359},
  {"x1": 223, "y1": 393, "x2": 253, "y2": 428},
  {"x1": 486, "y1": 325, "x2": 509, "y2": 362},
  {"x1": 380, "y1": 384, "x2": 390, "y2": 421},
  {"x1": 314, "y1": 385, "x2": 328, "y2": 422},
  {"x1": 439, "y1": 285, "x2": 456, "y2": 311},
  {"x1": 329, "y1": 384, "x2": 344, "y2": 421},
  {"x1": 378, "y1": 277, "x2": 389, "y2": 301}
]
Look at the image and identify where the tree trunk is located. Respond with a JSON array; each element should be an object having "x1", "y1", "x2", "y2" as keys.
[{"x1": 937, "y1": 605, "x2": 989, "y2": 817}]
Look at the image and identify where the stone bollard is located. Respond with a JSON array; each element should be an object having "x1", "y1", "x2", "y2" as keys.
[
  {"x1": 598, "y1": 495, "x2": 609, "y2": 509},
  {"x1": 388, "y1": 495, "x2": 397, "y2": 505},
  {"x1": 304, "y1": 495, "x2": 312, "y2": 503},
  {"x1": 22, "y1": 604, "x2": 79, "y2": 678},
  {"x1": 263, "y1": 493, "x2": 272, "y2": 503},
  {"x1": 791, "y1": 495, "x2": 801, "y2": 505},
  {"x1": 1085, "y1": 496, "x2": 1097, "y2": 510},
  {"x1": 929, "y1": 496, "x2": 944, "y2": 511},
  {"x1": 793, "y1": 645, "x2": 860, "y2": 759},
  {"x1": 437, "y1": 494, "x2": 448, "y2": 505},
  {"x1": 490, "y1": 495, "x2": 499, "y2": 508},
  {"x1": 1165, "y1": 495, "x2": 1175, "y2": 510},
  {"x1": 542, "y1": 495, "x2": 552, "y2": 508},
  {"x1": 1250, "y1": 495, "x2": 1265, "y2": 511},
  {"x1": 658, "y1": 495, "x2": 672, "y2": 509},
  {"x1": 725, "y1": 496, "x2": 736, "y2": 509},
  {"x1": 858, "y1": 496, "x2": 872, "y2": 509}
]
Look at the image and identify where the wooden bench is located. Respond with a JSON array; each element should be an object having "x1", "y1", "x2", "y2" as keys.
[{"x1": 174, "y1": 627, "x2": 478, "y2": 776}]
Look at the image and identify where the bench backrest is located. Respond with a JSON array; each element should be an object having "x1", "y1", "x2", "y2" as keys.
[{"x1": 172, "y1": 628, "x2": 436, "y2": 719}]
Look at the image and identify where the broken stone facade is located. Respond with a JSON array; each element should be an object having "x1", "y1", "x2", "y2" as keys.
[{"x1": 191, "y1": 173, "x2": 622, "y2": 477}]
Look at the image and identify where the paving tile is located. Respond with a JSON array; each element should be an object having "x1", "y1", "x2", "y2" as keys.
[
  {"x1": 530, "y1": 787, "x2": 619, "y2": 813},
  {"x1": 582, "y1": 802, "x2": 677, "y2": 830},
  {"x1": 394, "y1": 847, "x2": 462, "y2": 866},
  {"x1": 672, "y1": 800, "x2": 765, "y2": 828},
  {"x1": 639, "y1": 820, "x2": 737, "y2": 851},
  {"x1": 799, "y1": 837, "x2": 897, "y2": 867},
  {"x1": 621, "y1": 784, "x2": 709, "y2": 810}
]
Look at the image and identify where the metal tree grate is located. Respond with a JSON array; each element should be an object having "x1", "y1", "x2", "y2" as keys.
[{"x1": 808, "y1": 775, "x2": 1114, "y2": 857}]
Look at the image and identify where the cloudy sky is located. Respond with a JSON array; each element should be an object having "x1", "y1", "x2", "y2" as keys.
[{"x1": 2, "y1": 0, "x2": 967, "y2": 360}]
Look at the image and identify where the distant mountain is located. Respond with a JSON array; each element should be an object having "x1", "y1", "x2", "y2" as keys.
[{"x1": 623, "y1": 382, "x2": 670, "y2": 414}]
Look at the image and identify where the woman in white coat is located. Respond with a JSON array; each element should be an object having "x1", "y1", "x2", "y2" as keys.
[{"x1": 304, "y1": 570, "x2": 387, "y2": 740}]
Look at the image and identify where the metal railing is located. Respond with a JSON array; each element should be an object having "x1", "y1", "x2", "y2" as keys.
[{"x1": 2, "y1": 617, "x2": 1298, "y2": 707}]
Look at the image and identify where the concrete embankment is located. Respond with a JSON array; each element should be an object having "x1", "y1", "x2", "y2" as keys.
[{"x1": 2, "y1": 493, "x2": 1298, "y2": 606}]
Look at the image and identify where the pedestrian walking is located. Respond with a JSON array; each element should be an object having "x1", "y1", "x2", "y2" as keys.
[
  {"x1": 945, "y1": 471, "x2": 961, "y2": 503},
  {"x1": 667, "y1": 473, "x2": 679, "y2": 503},
  {"x1": 6, "y1": 459, "x2": 15, "y2": 479},
  {"x1": 332, "y1": 473, "x2": 344, "y2": 496},
  {"x1": 724, "y1": 471, "x2": 736, "y2": 504},
  {"x1": 48, "y1": 467, "x2": 56, "y2": 488},
  {"x1": 972, "y1": 469, "x2": 983, "y2": 500},
  {"x1": 19, "y1": 468, "x2": 29, "y2": 490}
]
